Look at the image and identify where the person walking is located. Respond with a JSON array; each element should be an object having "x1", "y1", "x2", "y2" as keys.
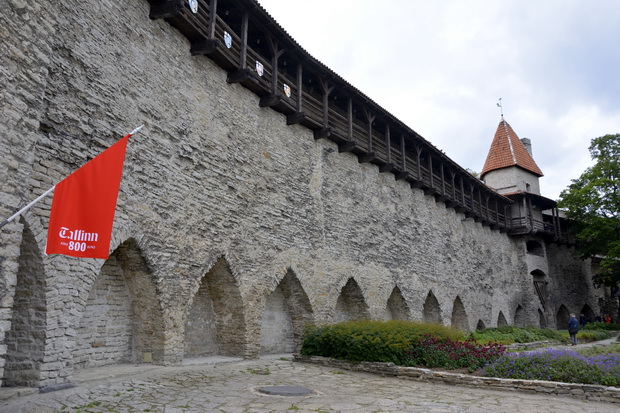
[{"x1": 568, "y1": 313, "x2": 579, "y2": 346}]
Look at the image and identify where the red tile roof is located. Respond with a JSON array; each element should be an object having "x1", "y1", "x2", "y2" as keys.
[{"x1": 480, "y1": 119, "x2": 543, "y2": 178}]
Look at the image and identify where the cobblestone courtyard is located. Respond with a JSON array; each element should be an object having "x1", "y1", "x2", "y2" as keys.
[{"x1": 1, "y1": 356, "x2": 617, "y2": 413}]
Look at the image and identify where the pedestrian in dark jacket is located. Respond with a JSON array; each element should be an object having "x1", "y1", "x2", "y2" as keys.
[{"x1": 568, "y1": 313, "x2": 579, "y2": 346}]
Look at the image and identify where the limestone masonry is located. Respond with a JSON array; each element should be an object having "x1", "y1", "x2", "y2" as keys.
[{"x1": 0, "y1": 0, "x2": 608, "y2": 389}]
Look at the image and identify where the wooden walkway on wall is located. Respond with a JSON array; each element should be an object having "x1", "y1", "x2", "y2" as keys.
[{"x1": 147, "y1": 0, "x2": 515, "y2": 231}]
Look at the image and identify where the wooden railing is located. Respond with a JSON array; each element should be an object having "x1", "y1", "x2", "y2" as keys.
[{"x1": 510, "y1": 217, "x2": 557, "y2": 236}]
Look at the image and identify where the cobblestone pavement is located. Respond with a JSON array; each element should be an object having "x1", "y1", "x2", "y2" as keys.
[{"x1": 1, "y1": 355, "x2": 617, "y2": 413}]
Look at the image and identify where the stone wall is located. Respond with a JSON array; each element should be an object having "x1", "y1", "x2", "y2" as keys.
[
  {"x1": 546, "y1": 244, "x2": 597, "y2": 326},
  {"x1": 0, "y1": 0, "x2": 599, "y2": 388}
]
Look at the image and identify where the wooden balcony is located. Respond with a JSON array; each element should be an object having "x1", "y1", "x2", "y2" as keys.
[{"x1": 147, "y1": 0, "x2": 514, "y2": 231}]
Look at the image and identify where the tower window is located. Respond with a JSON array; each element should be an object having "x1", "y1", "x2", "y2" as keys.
[{"x1": 526, "y1": 240, "x2": 544, "y2": 256}]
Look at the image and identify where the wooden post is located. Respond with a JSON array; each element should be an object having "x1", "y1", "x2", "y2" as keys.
[
  {"x1": 190, "y1": 0, "x2": 221, "y2": 55},
  {"x1": 400, "y1": 135, "x2": 406, "y2": 171},
  {"x1": 207, "y1": 0, "x2": 218, "y2": 38},
  {"x1": 427, "y1": 153, "x2": 433, "y2": 188},
  {"x1": 286, "y1": 63, "x2": 306, "y2": 125},
  {"x1": 260, "y1": 35, "x2": 284, "y2": 107},
  {"x1": 226, "y1": 11, "x2": 253, "y2": 84},
  {"x1": 313, "y1": 77, "x2": 334, "y2": 140},
  {"x1": 380, "y1": 124, "x2": 393, "y2": 172},
  {"x1": 239, "y1": 11, "x2": 248, "y2": 69},
  {"x1": 348, "y1": 98, "x2": 353, "y2": 141},
  {"x1": 365, "y1": 109, "x2": 375, "y2": 153}
]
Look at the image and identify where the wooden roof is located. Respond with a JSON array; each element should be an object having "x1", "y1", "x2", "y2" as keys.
[{"x1": 481, "y1": 119, "x2": 543, "y2": 178}]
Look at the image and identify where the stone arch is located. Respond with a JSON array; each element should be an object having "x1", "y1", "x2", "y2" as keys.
[
  {"x1": 73, "y1": 239, "x2": 165, "y2": 368},
  {"x1": 526, "y1": 240, "x2": 544, "y2": 257},
  {"x1": 476, "y1": 319, "x2": 486, "y2": 330},
  {"x1": 497, "y1": 311, "x2": 508, "y2": 327},
  {"x1": 450, "y1": 296, "x2": 469, "y2": 331},
  {"x1": 260, "y1": 269, "x2": 315, "y2": 354},
  {"x1": 3, "y1": 220, "x2": 47, "y2": 386},
  {"x1": 423, "y1": 290, "x2": 442, "y2": 324},
  {"x1": 184, "y1": 257, "x2": 247, "y2": 358},
  {"x1": 514, "y1": 305, "x2": 526, "y2": 327},
  {"x1": 383, "y1": 286, "x2": 410, "y2": 321},
  {"x1": 334, "y1": 278, "x2": 370, "y2": 323},
  {"x1": 538, "y1": 309, "x2": 547, "y2": 328},
  {"x1": 556, "y1": 304, "x2": 570, "y2": 330},
  {"x1": 580, "y1": 304, "x2": 595, "y2": 323}
]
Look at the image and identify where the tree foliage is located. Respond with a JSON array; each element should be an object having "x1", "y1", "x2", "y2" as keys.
[{"x1": 558, "y1": 134, "x2": 620, "y2": 288}]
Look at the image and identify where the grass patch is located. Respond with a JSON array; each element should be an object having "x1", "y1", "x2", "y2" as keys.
[{"x1": 576, "y1": 343, "x2": 620, "y2": 357}]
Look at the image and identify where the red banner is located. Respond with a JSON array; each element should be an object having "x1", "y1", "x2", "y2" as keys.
[{"x1": 45, "y1": 134, "x2": 131, "y2": 259}]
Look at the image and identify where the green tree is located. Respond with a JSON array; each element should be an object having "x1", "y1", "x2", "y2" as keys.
[{"x1": 558, "y1": 134, "x2": 620, "y2": 288}]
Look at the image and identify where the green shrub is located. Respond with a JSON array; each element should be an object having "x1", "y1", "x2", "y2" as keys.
[
  {"x1": 469, "y1": 326, "x2": 564, "y2": 344},
  {"x1": 582, "y1": 321, "x2": 620, "y2": 331},
  {"x1": 300, "y1": 320, "x2": 464, "y2": 364}
]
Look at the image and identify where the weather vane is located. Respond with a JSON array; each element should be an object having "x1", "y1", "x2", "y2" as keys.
[{"x1": 497, "y1": 98, "x2": 504, "y2": 118}]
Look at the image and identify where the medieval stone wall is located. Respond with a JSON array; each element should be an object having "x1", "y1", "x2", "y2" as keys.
[
  {"x1": 546, "y1": 244, "x2": 597, "y2": 327},
  {"x1": 0, "y1": 0, "x2": 598, "y2": 388}
]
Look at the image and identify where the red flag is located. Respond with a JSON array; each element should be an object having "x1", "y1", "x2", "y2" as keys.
[{"x1": 45, "y1": 133, "x2": 132, "y2": 259}]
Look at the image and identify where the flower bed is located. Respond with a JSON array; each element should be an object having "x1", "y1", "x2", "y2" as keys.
[
  {"x1": 406, "y1": 335, "x2": 506, "y2": 372},
  {"x1": 483, "y1": 348, "x2": 620, "y2": 386}
]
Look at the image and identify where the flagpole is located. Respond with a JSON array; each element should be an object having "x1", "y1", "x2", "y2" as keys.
[
  {"x1": 0, "y1": 125, "x2": 144, "y2": 230},
  {"x1": 0, "y1": 186, "x2": 56, "y2": 229}
]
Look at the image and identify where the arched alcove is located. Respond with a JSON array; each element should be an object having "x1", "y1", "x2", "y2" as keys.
[
  {"x1": 260, "y1": 286, "x2": 294, "y2": 354},
  {"x1": 450, "y1": 296, "x2": 469, "y2": 331},
  {"x1": 476, "y1": 320, "x2": 486, "y2": 330},
  {"x1": 74, "y1": 239, "x2": 165, "y2": 368},
  {"x1": 334, "y1": 278, "x2": 369, "y2": 323},
  {"x1": 514, "y1": 305, "x2": 526, "y2": 327},
  {"x1": 184, "y1": 271, "x2": 220, "y2": 357},
  {"x1": 3, "y1": 220, "x2": 46, "y2": 386},
  {"x1": 184, "y1": 257, "x2": 247, "y2": 358},
  {"x1": 580, "y1": 304, "x2": 595, "y2": 323},
  {"x1": 260, "y1": 269, "x2": 314, "y2": 354},
  {"x1": 497, "y1": 311, "x2": 508, "y2": 327},
  {"x1": 384, "y1": 286, "x2": 410, "y2": 321},
  {"x1": 422, "y1": 291, "x2": 442, "y2": 324},
  {"x1": 556, "y1": 304, "x2": 570, "y2": 330}
]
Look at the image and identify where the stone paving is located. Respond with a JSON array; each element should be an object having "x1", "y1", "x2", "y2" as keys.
[{"x1": 1, "y1": 354, "x2": 618, "y2": 413}]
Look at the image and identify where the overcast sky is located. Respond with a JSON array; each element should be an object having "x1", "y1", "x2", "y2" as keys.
[{"x1": 257, "y1": 0, "x2": 620, "y2": 200}]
